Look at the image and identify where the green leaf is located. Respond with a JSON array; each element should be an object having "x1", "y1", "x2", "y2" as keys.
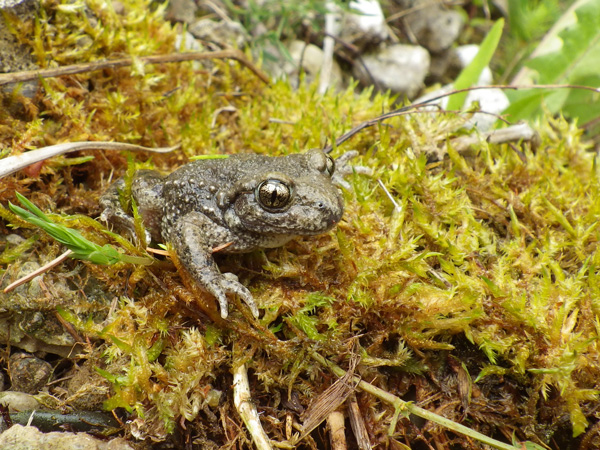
[
  {"x1": 95, "y1": 366, "x2": 123, "y2": 384},
  {"x1": 109, "y1": 335, "x2": 133, "y2": 353},
  {"x1": 147, "y1": 337, "x2": 166, "y2": 362},
  {"x1": 9, "y1": 192, "x2": 152, "y2": 266},
  {"x1": 480, "y1": 276, "x2": 506, "y2": 298},
  {"x1": 526, "y1": 1, "x2": 600, "y2": 85},
  {"x1": 506, "y1": 0, "x2": 600, "y2": 127},
  {"x1": 447, "y1": 18, "x2": 504, "y2": 111}
]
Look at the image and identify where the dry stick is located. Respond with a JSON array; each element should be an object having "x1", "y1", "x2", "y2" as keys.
[
  {"x1": 324, "y1": 83, "x2": 600, "y2": 153},
  {"x1": 451, "y1": 123, "x2": 538, "y2": 153},
  {"x1": 348, "y1": 399, "x2": 373, "y2": 450},
  {"x1": 0, "y1": 142, "x2": 180, "y2": 178},
  {"x1": 3, "y1": 249, "x2": 73, "y2": 293},
  {"x1": 0, "y1": 49, "x2": 270, "y2": 87},
  {"x1": 311, "y1": 352, "x2": 519, "y2": 450},
  {"x1": 232, "y1": 363, "x2": 273, "y2": 450},
  {"x1": 327, "y1": 411, "x2": 347, "y2": 450}
]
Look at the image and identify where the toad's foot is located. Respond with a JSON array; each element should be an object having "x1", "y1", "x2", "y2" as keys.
[
  {"x1": 333, "y1": 150, "x2": 373, "y2": 190},
  {"x1": 210, "y1": 272, "x2": 259, "y2": 319}
]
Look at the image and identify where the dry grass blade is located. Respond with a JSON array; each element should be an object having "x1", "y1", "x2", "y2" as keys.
[{"x1": 296, "y1": 356, "x2": 359, "y2": 443}]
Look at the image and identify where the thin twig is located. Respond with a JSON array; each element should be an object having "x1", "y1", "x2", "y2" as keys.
[
  {"x1": 324, "y1": 83, "x2": 600, "y2": 153},
  {"x1": 0, "y1": 49, "x2": 270, "y2": 87},
  {"x1": 3, "y1": 250, "x2": 73, "y2": 293}
]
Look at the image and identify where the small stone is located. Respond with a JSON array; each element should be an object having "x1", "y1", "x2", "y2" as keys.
[
  {"x1": 65, "y1": 362, "x2": 111, "y2": 411},
  {"x1": 353, "y1": 44, "x2": 430, "y2": 98},
  {"x1": 5, "y1": 234, "x2": 25, "y2": 246},
  {"x1": 0, "y1": 0, "x2": 40, "y2": 100},
  {"x1": 0, "y1": 425, "x2": 134, "y2": 450},
  {"x1": 164, "y1": 0, "x2": 198, "y2": 24},
  {"x1": 461, "y1": 88, "x2": 509, "y2": 131},
  {"x1": 0, "y1": 391, "x2": 41, "y2": 412},
  {"x1": 282, "y1": 40, "x2": 343, "y2": 89},
  {"x1": 9, "y1": 353, "x2": 52, "y2": 394}
]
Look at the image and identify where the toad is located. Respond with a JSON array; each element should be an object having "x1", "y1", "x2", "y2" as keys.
[{"x1": 100, "y1": 150, "x2": 363, "y2": 319}]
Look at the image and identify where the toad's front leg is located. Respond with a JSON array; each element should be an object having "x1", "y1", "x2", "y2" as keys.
[{"x1": 168, "y1": 211, "x2": 259, "y2": 319}]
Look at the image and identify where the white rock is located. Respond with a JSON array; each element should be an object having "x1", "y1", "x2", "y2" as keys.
[
  {"x1": 0, "y1": 391, "x2": 41, "y2": 412},
  {"x1": 325, "y1": 0, "x2": 387, "y2": 48},
  {"x1": 340, "y1": 0, "x2": 389, "y2": 45},
  {"x1": 417, "y1": 83, "x2": 510, "y2": 131},
  {"x1": 462, "y1": 88, "x2": 510, "y2": 130},
  {"x1": 174, "y1": 30, "x2": 203, "y2": 52},
  {"x1": 353, "y1": 44, "x2": 430, "y2": 98},
  {"x1": 0, "y1": 425, "x2": 134, "y2": 449}
]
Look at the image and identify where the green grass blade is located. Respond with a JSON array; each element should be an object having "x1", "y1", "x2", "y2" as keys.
[
  {"x1": 447, "y1": 18, "x2": 504, "y2": 111},
  {"x1": 8, "y1": 193, "x2": 152, "y2": 266}
]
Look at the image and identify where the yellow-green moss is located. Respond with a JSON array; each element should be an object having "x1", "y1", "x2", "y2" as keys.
[{"x1": 1, "y1": 0, "x2": 600, "y2": 447}]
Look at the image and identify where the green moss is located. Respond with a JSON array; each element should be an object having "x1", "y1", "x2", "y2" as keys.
[{"x1": 1, "y1": 0, "x2": 600, "y2": 446}]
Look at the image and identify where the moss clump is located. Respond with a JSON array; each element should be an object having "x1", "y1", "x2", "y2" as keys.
[{"x1": 1, "y1": 0, "x2": 599, "y2": 448}]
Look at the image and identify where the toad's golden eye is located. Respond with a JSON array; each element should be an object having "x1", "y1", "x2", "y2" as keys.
[
  {"x1": 256, "y1": 179, "x2": 293, "y2": 210},
  {"x1": 324, "y1": 155, "x2": 335, "y2": 176}
]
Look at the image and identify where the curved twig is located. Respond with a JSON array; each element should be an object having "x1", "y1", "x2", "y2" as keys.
[{"x1": 324, "y1": 83, "x2": 600, "y2": 153}]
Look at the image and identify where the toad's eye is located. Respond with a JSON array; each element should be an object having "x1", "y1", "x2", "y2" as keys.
[
  {"x1": 324, "y1": 155, "x2": 335, "y2": 176},
  {"x1": 256, "y1": 179, "x2": 293, "y2": 210}
]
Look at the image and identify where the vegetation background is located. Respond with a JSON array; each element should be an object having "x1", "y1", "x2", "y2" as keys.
[{"x1": 0, "y1": 0, "x2": 599, "y2": 449}]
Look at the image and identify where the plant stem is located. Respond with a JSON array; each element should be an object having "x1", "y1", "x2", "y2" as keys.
[{"x1": 311, "y1": 352, "x2": 519, "y2": 450}]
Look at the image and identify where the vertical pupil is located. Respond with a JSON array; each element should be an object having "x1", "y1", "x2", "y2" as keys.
[{"x1": 257, "y1": 180, "x2": 291, "y2": 209}]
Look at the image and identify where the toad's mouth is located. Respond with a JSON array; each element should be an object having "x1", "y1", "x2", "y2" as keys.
[{"x1": 245, "y1": 214, "x2": 342, "y2": 236}]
